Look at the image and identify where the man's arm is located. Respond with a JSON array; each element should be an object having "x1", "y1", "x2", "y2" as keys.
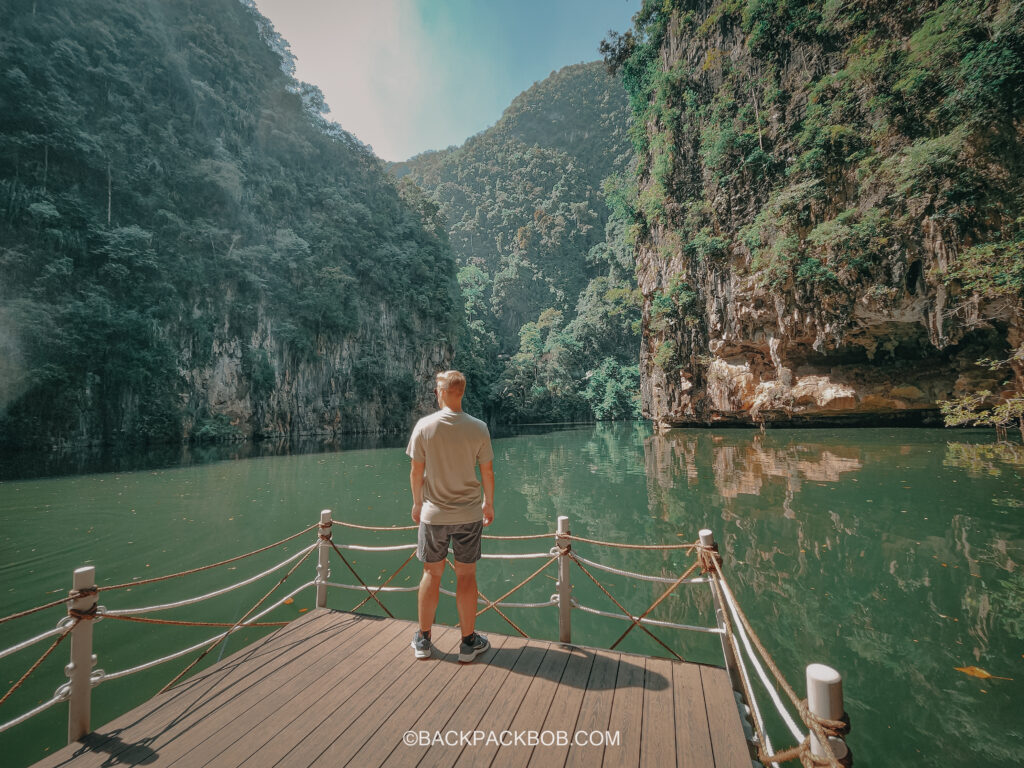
[
  {"x1": 410, "y1": 460, "x2": 425, "y2": 523},
  {"x1": 479, "y1": 460, "x2": 495, "y2": 526}
]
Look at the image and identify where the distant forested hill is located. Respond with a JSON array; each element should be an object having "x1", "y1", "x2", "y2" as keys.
[
  {"x1": 0, "y1": 0, "x2": 458, "y2": 448},
  {"x1": 395, "y1": 63, "x2": 643, "y2": 422}
]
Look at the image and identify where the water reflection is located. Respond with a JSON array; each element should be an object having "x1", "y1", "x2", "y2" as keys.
[
  {"x1": 639, "y1": 428, "x2": 1024, "y2": 767},
  {"x1": 645, "y1": 431, "x2": 863, "y2": 523},
  {"x1": 943, "y1": 441, "x2": 1024, "y2": 476}
]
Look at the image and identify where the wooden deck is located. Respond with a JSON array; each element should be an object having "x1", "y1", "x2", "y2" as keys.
[{"x1": 31, "y1": 609, "x2": 751, "y2": 768}]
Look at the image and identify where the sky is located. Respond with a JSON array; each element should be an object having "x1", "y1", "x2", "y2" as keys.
[{"x1": 254, "y1": 0, "x2": 639, "y2": 162}]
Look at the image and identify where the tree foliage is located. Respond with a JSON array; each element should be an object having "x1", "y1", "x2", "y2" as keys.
[
  {"x1": 396, "y1": 63, "x2": 642, "y2": 423},
  {"x1": 0, "y1": 0, "x2": 457, "y2": 447}
]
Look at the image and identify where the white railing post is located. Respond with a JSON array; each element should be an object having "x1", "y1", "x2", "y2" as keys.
[
  {"x1": 807, "y1": 663, "x2": 850, "y2": 764},
  {"x1": 316, "y1": 509, "x2": 332, "y2": 609},
  {"x1": 556, "y1": 515, "x2": 572, "y2": 643},
  {"x1": 67, "y1": 566, "x2": 97, "y2": 743},
  {"x1": 700, "y1": 529, "x2": 743, "y2": 692}
]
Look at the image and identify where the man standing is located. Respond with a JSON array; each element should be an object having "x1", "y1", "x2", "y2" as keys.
[{"x1": 406, "y1": 370, "x2": 495, "y2": 662}]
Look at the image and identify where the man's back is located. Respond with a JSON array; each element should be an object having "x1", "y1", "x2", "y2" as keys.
[{"x1": 406, "y1": 407, "x2": 493, "y2": 525}]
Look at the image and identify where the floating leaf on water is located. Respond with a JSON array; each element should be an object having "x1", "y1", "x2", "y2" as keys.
[
  {"x1": 955, "y1": 666, "x2": 1012, "y2": 681},
  {"x1": 284, "y1": 598, "x2": 294, "y2": 605},
  {"x1": 299, "y1": 608, "x2": 308, "y2": 613}
]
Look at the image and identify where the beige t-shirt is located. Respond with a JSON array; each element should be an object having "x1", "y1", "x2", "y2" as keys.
[{"x1": 406, "y1": 407, "x2": 494, "y2": 525}]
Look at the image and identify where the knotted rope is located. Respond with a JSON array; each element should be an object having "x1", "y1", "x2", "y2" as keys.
[
  {"x1": 0, "y1": 586, "x2": 96, "y2": 711},
  {"x1": 695, "y1": 540, "x2": 722, "y2": 574},
  {"x1": 66, "y1": 604, "x2": 99, "y2": 622},
  {"x1": 797, "y1": 700, "x2": 850, "y2": 739}
]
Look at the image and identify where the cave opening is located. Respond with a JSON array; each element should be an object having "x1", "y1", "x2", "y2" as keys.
[{"x1": 906, "y1": 260, "x2": 923, "y2": 296}]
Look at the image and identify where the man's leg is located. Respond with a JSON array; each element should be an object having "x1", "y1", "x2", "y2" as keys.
[
  {"x1": 452, "y1": 559, "x2": 478, "y2": 637},
  {"x1": 418, "y1": 559, "x2": 445, "y2": 633}
]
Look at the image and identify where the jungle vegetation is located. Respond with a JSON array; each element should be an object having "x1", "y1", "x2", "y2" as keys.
[
  {"x1": 396, "y1": 63, "x2": 643, "y2": 422},
  {"x1": 0, "y1": 0, "x2": 457, "y2": 447}
]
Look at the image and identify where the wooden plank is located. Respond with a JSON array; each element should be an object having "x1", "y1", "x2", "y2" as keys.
[
  {"x1": 347, "y1": 633, "x2": 506, "y2": 768},
  {"x1": 562, "y1": 649, "x2": 619, "y2": 768},
  {"x1": 30, "y1": 609, "x2": 351, "y2": 768},
  {"x1": 275, "y1": 625, "x2": 459, "y2": 767},
  {"x1": 414, "y1": 636, "x2": 546, "y2": 768},
  {"x1": 600, "y1": 652, "x2": 645, "y2": 767},
  {"x1": 671, "y1": 661, "x2": 713, "y2": 768},
  {"x1": 460, "y1": 641, "x2": 572, "y2": 768},
  {"x1": 72, "y1": 611, "x2": 365, "y2": 767},
  {"x1": 700, "y1": 666, "x2": 750, "y2": 768},
  {"x1": 164, "y1": 612, "x2": 405, "y2": 766},
  {"x1": 525, "y1": 646, "x2": 595, "y2": 768},
  {"x1": 234, "y1": 618, "x2": 437, "y2": 768},
  {"x1": 449, "y1": 640, "x2": 552, "y2": 768},
  {"x1": 409, "y1": 634, "x2": 532, "y2": 768},
  {"x1": 639, "y1": 657, "x2": 675, "y2": 768},
  {"x1": 300, "y1": 624, "x2": 461, "y2": 767}
]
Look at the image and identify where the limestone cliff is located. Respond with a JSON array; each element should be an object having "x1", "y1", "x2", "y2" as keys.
[
  {"x1": 609, "y1": 0, "x2": 1024, "y2": 428},
  {"x1": 178, "y1": 302, "x2": 452, "y2": 443}
]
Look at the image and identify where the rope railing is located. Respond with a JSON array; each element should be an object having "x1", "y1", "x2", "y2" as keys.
[
  {"x1": 100, "y1": 523, "x2": 318, "y2": 593},
  {"x1": 563, "y1": 534, "x2": 697, "y2": 551},
  {"x1": 103, "y1": 582, "x2": 315, "y2": 684},
  {"x1": 570, "y1": 551, "x2": 712, "y2": 585},
  {"x1": 574, "y1": 603, "x2": 724, "y2": 634},
  {"x1": 324, "y1": 581, "x2": 558, "y2": 610},
  {"x1": 331, "y1": 542, "x2": 418, "y2": 552},
  {"x1": 710, "y1": 556, "x2": 850, "y2": 768},
  {"x1": 718, "y1": 573, "x2": 805, "y2": 744},
  {"x1": 0, "y1": 692, "x2": 68, "y2": 735},
  {"x1": 157, "y1": 543, "x2": 318, "y2": 693},
  {"x1": 0, "y1": 524, "x2": 318, "y2": 629},
  {"x1": 0, "y1": 623, "x2": 68, "y2": 662},
  {"x1": 103, "y1": 543, "x2": 317, "y2": 617},
  {"x1": 1, "y1": 511, "x2": 851, "y2": 768},
  {"x1": 0, "y1": 523, "x2": 321, "y2": 742},
  {"x1": 480, "y1": 550, "x2": 556, "y2": 560}
]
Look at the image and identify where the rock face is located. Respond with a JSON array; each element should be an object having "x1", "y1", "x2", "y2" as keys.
[
  {"x1": 622, "y1": 1, "x2": 1023, "y2": 429},
  {"x1": 180, "y1": 305, "x2": 451, "y2": 442}
]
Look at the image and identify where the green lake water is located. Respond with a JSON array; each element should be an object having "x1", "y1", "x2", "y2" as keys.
[{"x1": 1, "y1": 424, "x2": 1023, "y2": 766}]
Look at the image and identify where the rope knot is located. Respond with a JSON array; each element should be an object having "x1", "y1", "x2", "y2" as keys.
[
  {"x1": 318, "y1": 533, "x2": 332, "y2": 541},
  {"x1": 318, "y1": 520, "x2": 333, "y2": 529},
  {"x1": 68, "y1": 604, "x2": 98, "y2": 621},
  {"x1": 797, "y1": 699, "x2": 851, "y2": 738},
  {"x1": 69, "y1": 587, "x2": 98, "y2": 600},
  {"x1": 695, "y1": 541, "x2": 722, "y2": 574}
]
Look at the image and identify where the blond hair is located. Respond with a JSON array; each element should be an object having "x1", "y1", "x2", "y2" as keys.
[{"x1": 435, "y1": 370, "x2": 466, "y2": 396}]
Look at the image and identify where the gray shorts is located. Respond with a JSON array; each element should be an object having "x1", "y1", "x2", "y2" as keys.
[{"x1": 417, "y1": 521, "x2": 483, "y2": 564}]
